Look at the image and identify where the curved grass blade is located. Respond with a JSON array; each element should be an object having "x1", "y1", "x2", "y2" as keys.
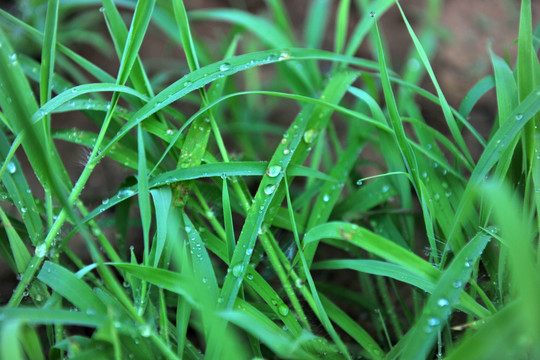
[
  {"x1": 37, "y1": 261, "x2": 107, "y2": 315},
  {"x1": 303, "y1": 222, "x2": 490, "y2": 318},
  {"x1": 83, "y1": 161, "x2": 333, "y2": 223},
  {"x1": 458, "y1": 76, "x2": 495, "y2": 119},
  {"x1": 313, "y1": 259, "x2": 433, "y2": 293}
]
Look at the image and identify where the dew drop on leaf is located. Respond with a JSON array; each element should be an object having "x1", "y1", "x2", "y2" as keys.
[
  {"x1": 278, "y1": 304, "x2": 289, "y2": 316},
  {"x1": 7, "y1": 161, "x2": 16, "y2": 174},
  {"x1": 35, "y1": 243, "x2": 47, "y2": 258},
  {"x1": 267, "y1": 165, "x2": 281, "y2": 177},
  {"x1": 264, "y1": 184, "x2": 276, "y2": 195},
  {"x1": 219, "y1": 63, "x2": 231, "y2": 71}
]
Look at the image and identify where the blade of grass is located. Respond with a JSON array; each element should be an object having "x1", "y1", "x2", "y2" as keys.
[{"x1": 397, "y1": 230, "x2": 492, "y2": 360}]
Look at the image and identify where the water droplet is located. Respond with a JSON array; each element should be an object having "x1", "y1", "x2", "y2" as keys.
[
  {"x1": 9, "y1": 53, "x2": 17, "y2": 61},
  {"x1": 99, "y1": 6, "x2": 105, "y2": 12},
  {"x1": 20, "y1": 207, "x2": 27, "y2": 213},
  {"x1": 437, "y1": 298, "x2": 449, "y2": 307},
  {"x1": 266, "y1": 54, "x2": 277, "y2": 62},
  {"x1": 140, "y1": 325, "x2": 152, "y2": 337},
  {"x1": 453, "y1": 280, "x2": 463, "y2": 288},
  {"x1": 369, "y1": 11, "x2": 375, "y2": 18},
  {"x1": 278, "y1": 304, "x2": 289, "y2": 316},
  {"x1": 217, "y1": 297, "x2": 224, "y2": 303},
  {"x1": 356, "y1": 179, "x2": 363, "y2": 186},
  {"x1": 515, "y1": 114, "x2": 524, "y2": 121},
  {"x1": 7, "y1": 161, "x2": 16, "y2": 174},
  {"x1": 102, "y1": 198, "x2": 109, "y2": 205},
  {"x1": 465, "y1": 257, "x2": 473, "y2": 268},
  {"x1": 427, "y1": 317, "x2": 440, "y2": 326},
  {"x1": 246, "y1": 273, "x2": 253, "y2": 280},
  {"x1": 166, "y1": 129, "x2": 174, "y2": 135},
  {"x1": 35, "y1": 243, "x2": 47, "y2": 257},
  {"x1": 295, "y1": 278, "x2": 304, "y2": 288},
  {"x1": 118, "y1": 189, "x2": 135, "y2": 197},
  {"x1": 303, "y1": 129, "x2": 317, "y2": 143},
  {"x1": 219, "y1": 63, "x2": 231, "y2": 72},
  {"x1": 322, "y1": 194, "x2": 330, "y2": 202},
  {"x1": 283, "y1": 148, "x2": 290, "y2": 155},
  {"x1": 278, "y1": 51, "x2": 290, "y2": 61},
  {"x1": 245, "y1": 248, "x2": 253, "y2": 256},
  {"x1": 264, "y1": 184, "x2": 276, "y2": 195},
  {"x1": 266, "y1": 165, "x2": 281, "y2": 177},
  {"x1": 382, "y1": 185, "x2": 390, "y2": 193},
  {"x1": 202, "y1": 277, "x2": 208, "y2": 284},
  {"x1": 183, "y1": 81, "x2": 192, "y2": 87},
  {"x1": 232, "y1": 264, "x2": 243, "y2": 277}
]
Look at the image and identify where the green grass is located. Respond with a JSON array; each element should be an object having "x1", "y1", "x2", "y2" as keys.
[{"x1": 0, "y1": 0, "x2": 539, "y2": 359}]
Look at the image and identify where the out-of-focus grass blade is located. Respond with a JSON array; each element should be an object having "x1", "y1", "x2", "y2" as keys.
[
  {"x1": 19, "y1": 324, "x2": 44, "y2": 360},
  {"x1": 266, "y1": 0, "x2": 295, "y2": 42},
  {"x1": 189, "y1": 8, "x2": 292, "y2": 48},
  {"x1": 345, "y1": 0, "x2": 395, "y2": 56},
  {"x1": 458, "y1": 76, "x2": 495, "y2": 119},
  {"x1": 189, "y1": 7, "x2": 315, "y2": 95},
  {"x1": 445, "y1": 301, "x2": 539, "y2": 360},
  {"x1": 37, "y1": 261, "x2": 107, "y2": 315},
  {"x1": 483, "y1": 180, "x2": 540, "y2": 340},
  {"x1": 398, "y1": 230, "x2": 492, "y2": 360},
  {"x1": 335, "y1": 0, "x2": 351, "y2": 54},
  {"x1": 0, "y1": 320, "x2": 24, "y2": 360},
  {"x1": 304, "y1": 0, "x2": 330, "y2": 48},
  {"x1": 0, "y1": 308, "x2": 107, "y2": 327}
]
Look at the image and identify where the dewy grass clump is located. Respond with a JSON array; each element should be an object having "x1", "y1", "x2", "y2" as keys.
[{"x1": 0, "y1": 0, "x2": 539, "y2": 359}]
